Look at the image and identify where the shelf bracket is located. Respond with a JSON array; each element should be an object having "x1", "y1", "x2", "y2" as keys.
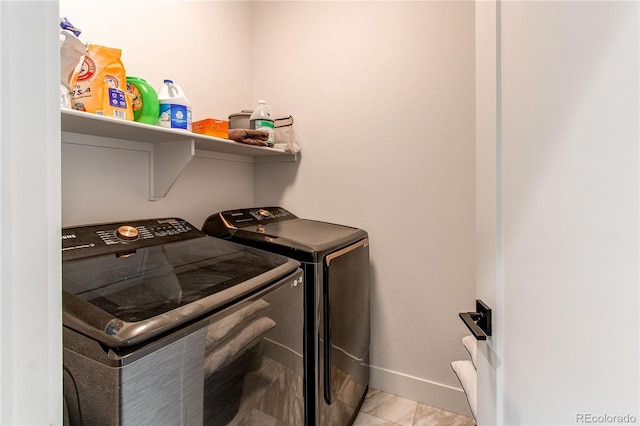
[{"x1": 149, "y1": 139, "x2": 195, "y2": 200}]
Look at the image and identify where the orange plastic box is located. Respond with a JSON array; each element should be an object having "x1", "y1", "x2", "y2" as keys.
[{"x1": 192, "y1": 118, "x2": 229, "y2": 139}]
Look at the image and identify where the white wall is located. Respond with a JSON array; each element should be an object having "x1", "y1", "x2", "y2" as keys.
[
  {"x1": 60, "y1": 1, "x2": 254, "y2": 122},
  {"x1": 60, "y1": 0, "x2": 476, "y2": 415},
  {"x1": 252, "y1": 1, "x2": 476, "y2": 414}
]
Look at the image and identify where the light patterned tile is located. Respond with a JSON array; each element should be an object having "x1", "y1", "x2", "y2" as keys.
[
  {"x1": 359, "y1": 389, "x2": 417, "y2": 426},
  {"x1": 339, "y1": 377, "x2": 367, "y2": 409},
  {"x1": 354, "y1": 411, "x2": 402, "y2": 426},
  {"x1": 235, "y1": 408, "x2": 280, "y2": 426},
  {"x1": 257, "y1": 369, "x2": 290, "y2": 423},
  {"x1": 414, "y1": 403, "x2": 476, "y2": 426}
]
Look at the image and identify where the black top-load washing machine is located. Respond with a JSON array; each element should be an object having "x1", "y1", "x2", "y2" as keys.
[
  {"x1": 62, "y1": 218, "x2": 304, "y2": 425},
  {"x1": 202, "y1": 207, "x2": 370, "y2": 426}
]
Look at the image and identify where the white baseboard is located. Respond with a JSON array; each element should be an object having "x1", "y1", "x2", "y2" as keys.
[{"x1": 369, "y1": 365, "x2": 473, "y2": 418}]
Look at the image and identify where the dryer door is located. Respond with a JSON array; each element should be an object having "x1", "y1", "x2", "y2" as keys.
[{"x1": 322, "y1": 238, "x2": 370, "y2": 414}]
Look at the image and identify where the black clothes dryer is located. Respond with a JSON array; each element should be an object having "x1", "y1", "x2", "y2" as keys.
[{"x1": 202, "y1": 207, "x2": 370, "y2": 426}]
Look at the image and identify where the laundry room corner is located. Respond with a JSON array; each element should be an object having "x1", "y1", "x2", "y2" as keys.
[
  {"x1": 251, "y1": 1, "x2": 477, "y2": 415},
  {"x1": 57, "y1": 0, "x2": 476, "y2": 421}
]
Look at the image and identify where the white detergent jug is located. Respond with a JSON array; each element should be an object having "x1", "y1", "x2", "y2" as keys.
[
  {"x1": 249, "y1": 100, "x2": 274, "y2": 147},
  {"x1": 157, "y1": 79, "x2": 192, "y2": 131}
]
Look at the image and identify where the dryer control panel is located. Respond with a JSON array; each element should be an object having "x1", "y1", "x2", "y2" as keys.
[
  {"x1": 62, "y1": 218, "x2": 203, "y2": 261},
  {"x1": 219, "y1": 207, "x2": 296, "y2": 228}
]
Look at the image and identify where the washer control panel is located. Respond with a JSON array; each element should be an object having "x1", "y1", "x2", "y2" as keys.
[
  {"x1": 221, "y1": 207, "x2": 296, "y2": 228},
  {"x1": 62, "y1": 218, "x2": 203, "y2": 261}
]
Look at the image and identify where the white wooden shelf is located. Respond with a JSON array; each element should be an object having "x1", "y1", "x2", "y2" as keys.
[{"x1": 61, "y1": 108, "x2": 298, "y2": 199}]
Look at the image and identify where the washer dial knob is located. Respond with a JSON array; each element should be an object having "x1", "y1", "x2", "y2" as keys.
[{"x1": 116, "y1": 225, "x2": 139, "y2": 241}]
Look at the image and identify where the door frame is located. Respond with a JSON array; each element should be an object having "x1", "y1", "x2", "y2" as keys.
[{"x1": 0, "y1": 1, "x2": 62, "y2": 424}]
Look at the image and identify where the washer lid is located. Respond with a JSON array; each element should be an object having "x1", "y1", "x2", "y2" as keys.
[
  {"x1": 202, "y1": 208, "x2": 368, "y2": 261},
  {"x1": 63, "y1": 222, "x2": 299, "y2": 348},
  {"x1": 230, "y1": 219, "x2": 367, "y2": 262},
  {"x1": 257, "y1": 219, "x2": 360, "y2": 247}
]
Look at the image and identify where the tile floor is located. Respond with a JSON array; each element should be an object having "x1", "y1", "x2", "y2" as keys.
[{"x1": 353, "y1": 388, "x2": 475, "y2": 426}]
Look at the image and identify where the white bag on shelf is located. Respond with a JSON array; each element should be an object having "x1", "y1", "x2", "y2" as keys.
[{"x1": 274, "y1": 116, "x2": 301, "y2": 154}]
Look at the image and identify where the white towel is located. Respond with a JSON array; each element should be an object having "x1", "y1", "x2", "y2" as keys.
[
  {"x1": 451, "y1": 360, "x2": 477, "y2": 420},
  {"x1": 462, "y1": 335, "x2": 477, "y2": 369}
]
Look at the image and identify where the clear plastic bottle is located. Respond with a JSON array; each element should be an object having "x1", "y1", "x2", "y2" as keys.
[
  {"x1": 157, "y1": 79, "x2": 192, "y2": 131},
  {"x1": 249, "y1": 100, "x2": 274, "y2": 147}
]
